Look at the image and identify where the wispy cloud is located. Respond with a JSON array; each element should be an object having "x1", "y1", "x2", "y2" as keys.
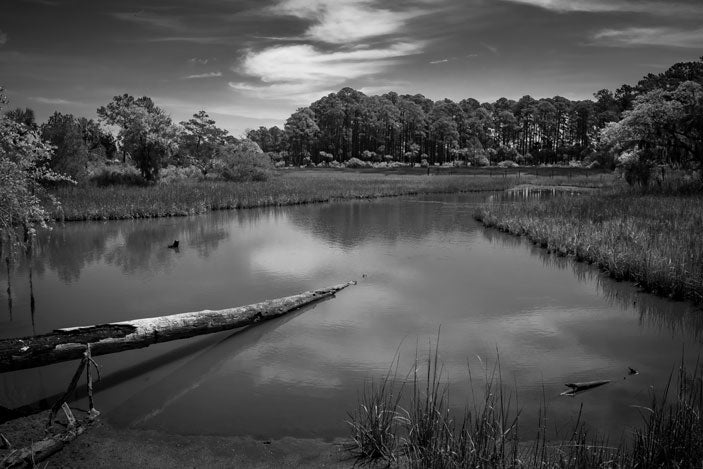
[
  {"x1": 232, "y1": 42, "x2": 423, "y2": 101},
  {"x1": 0, "y1": 29, "x2": 7, "y2": 46},
  {"x1": 111, "y1": 11, "x2": 183, "y2": 30},
  {"x1": 146, "y1": 36, "x2": 235, "y2": 44},
  {"x1": 429, "y1": 58, "x2": 448, "y2": 64},
  {"x1": 183, "y1": 71, "x2": 222, "y2": 79},
  {"x1": 481, "y1": 42, "x2": 499, "y2": 55},
  {"x1": 591, "y1": 26, "x2": 703, "y2": 48},
  {"x1": 499, "y1": 0, "x2": 703, "y2": 15},
  {"x1": 188, "y1": 57, "x2": 209, "y2": 65},
  {"x1": 29, "y1": 96, "x2": 79, "y2": 105},
  {"x1": 274, "y1": 0, "x2": 425, "y2": 44}
]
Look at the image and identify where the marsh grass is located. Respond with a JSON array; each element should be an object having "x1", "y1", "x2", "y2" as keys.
[
  {"x1": 631, "y1": 357, "x2": 703, "y2": 468},
  {"x1": 49, "y1": 169, "x2": 614, "y2": 222},
  {"x1": 346, "y1": 342, "x2": 703, "y2": 468},
  {"x1": 475, "y1": 189, "x2": 703, "y2": 304}
]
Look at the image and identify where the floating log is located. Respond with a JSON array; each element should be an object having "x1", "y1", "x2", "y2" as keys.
[
  {"x1": 560, "y1": 379, "x2": 611, "y2": 396},
  {"x1": 0, "y1": 281, "x2": 356, "y2": 373}
]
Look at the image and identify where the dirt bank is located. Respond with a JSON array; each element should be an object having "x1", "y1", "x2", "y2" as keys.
[{"x1": 1, "y1": 411, "x2": 355, "y2": 468}]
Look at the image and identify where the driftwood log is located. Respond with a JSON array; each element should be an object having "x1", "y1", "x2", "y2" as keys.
[
  {"x1": 0, "y1": 281, "x2": 355, "y2": 373},
  {"x1": 560, "y1": 379, "x2": 611, "y2": 396},
  {"x1": 1, "y1": 405, "x2": 98, "y2": 469}
]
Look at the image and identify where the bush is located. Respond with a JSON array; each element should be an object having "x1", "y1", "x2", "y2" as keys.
[
  {"x1": 89, "y1": 163, "x2": 145, "y2": 186},
  {"x1": 209, "y1": 144, "x2": 273, "y2": 182},
  {"x1": 497, "y1": 160, "x2": 519, "y2": 168},
  {"x1": 157, "y1": 165, "x2": 202, "y2": 184},
  {"x1": 345, "y1": 157, "x2": 369, "y2": 168},
  {"x1": 617, "y1": 149, "x2": 653, "y2": 186}
]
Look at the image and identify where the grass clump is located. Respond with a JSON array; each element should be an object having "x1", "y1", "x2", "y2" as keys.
[
  {"x1": 346, "y1": 342, "x2": 703, "y2": 468},
  {"x1": 474, "y1": 188, "x2": 703, "y2": 304}
]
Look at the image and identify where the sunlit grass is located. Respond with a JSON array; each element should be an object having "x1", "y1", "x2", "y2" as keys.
[
  {"x1": 346, "y1": 343, "x2": 703, "y2": 468},
  {"x1": 475, "y1": 189, "x2": 703, "y2": 304},
  {"x1": 50, "y1": 169, "x2": 612, "y2": 222}
]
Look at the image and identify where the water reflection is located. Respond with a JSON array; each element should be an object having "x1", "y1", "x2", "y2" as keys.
[{"x1": 0, "y1": 194, "x2": 701, "y2": 442}]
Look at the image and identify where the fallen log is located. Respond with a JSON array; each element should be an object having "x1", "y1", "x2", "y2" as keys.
[
  {"x1": 0, "y1": 281, "x2": 356, "y2": 373},
  {"x1": 560, "y1": 379, "x2": 611, "y2": 396}
]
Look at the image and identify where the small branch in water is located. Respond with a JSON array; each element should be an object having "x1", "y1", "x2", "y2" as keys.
[{"x1": 560, "y1": 380, "x2": 611, "y2": 396}]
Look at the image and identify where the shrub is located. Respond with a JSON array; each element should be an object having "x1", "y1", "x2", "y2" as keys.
[
  {"x1": 89, "y1": 163, "x2": 145, "y2": 186},
  {"x1": 617, "y1": 149, "x2": 654, "y2": 186},
  {"x1": 157, "y1": 165, "x2": 202, "y2": 184},
  {"x1": 209, "y1": 144, "x2": 273, "y2": 182},
  {"x1": 497, "y1": 160, "x2": 518, "y2": 168},
  {"x1": 345, "y1": 157, "x2": 368, "y2": 168}
]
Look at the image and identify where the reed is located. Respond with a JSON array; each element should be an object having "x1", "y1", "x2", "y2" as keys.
[
  {"x1": 475, "y1": 189, "x2": 703, "y2": 304},
  {"x1": 346, "y1": 345, "x2": 702, "y2": 468},
  {"x1": 49, "y1": 170, "x2": 612, "y2": 222}
]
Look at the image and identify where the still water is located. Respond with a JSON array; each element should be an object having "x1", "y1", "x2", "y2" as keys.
[{"x1": 1, "y1": 193, "x2": 701, "y2": 440}]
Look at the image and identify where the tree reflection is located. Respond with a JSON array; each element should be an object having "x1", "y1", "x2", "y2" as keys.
[{"x1": 287, "y1": 196, "x2": 484, "y2": 249}]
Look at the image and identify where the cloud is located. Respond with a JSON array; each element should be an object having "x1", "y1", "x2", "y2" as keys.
[
  {"x1": 29, "y1": 96, "x2": 78, "y2": 105},
  {"x1": 182, "y1": 71, "x2": 222, "y2": 79},
  {"x1": 591, "y1": 26, "x2": 703, "y2": 48},
  {"x1": 499, "y1": 0, "x2": 703, "y2": 15},
  {"x1": 188, "y1": 58, "x2": 209, "y2": 65},
  {"x1": 429, "y1": 58, "x2": 448, "y2": 64},
  {"x1": 111, "y1": 11, "x2": 183, "y2": 30},
  {"x1": 232, "y1": 42, "x2": 423, "y2": 101},
  {"x1": 146, "y1": 36, "x2": 235, "y2": 44},
  {"x1": 274, "y1": 0, "x2": 425, "y2": 44},
  {"x1": 0, "y1": 30, "x2": 7, "y2": 46},
  {"x1": 481, "y1": 42, "x2": 499, "y2": 55}
]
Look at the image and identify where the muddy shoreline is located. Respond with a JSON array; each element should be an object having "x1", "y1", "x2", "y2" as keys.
[{"x1": 1, "y1": 411, "x2": 354, "y2": 468}]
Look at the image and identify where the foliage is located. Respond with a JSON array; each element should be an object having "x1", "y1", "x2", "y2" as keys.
[
  {"x1": 208, "y1": 141, "x2": 273, "y2": 182},
  {"x1": 0, "y1": 87, "x2": 73, "y2": 251},
  {"x1": 157, "y1": 165, "x2": 202, "y2": 185},
  {"x1": 600, "y1": 80, "x2": 703, "y2": 185},
  {"x1": 40, "y1": 112, "x2": 110, "y2": 182},
  {"x1": 97, "y1": 94, "x2": 178, "y2": 181},
  {"x1": 345, "y1": 157, "x2": 369, "y2": 168},
  {"x1": 239, "y1": 57, "x2": 702, "y2": 169},
  {"x1": 89, "y1": 163, "x2": 145, "y2": 186},
  {"x1": 284, "y1": 107, "x2": 319, "y2": 165},
  {"x1": 178, "y1": 111, "x2": 231, "y2": 168}
]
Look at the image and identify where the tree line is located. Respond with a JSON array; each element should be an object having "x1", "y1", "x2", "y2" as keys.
[{"x1": 248, "y1": 57, "x2": 703, "y2": 171}]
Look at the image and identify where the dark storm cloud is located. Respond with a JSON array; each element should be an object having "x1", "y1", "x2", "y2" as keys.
[{"x1": 0, "y1": 0, "x2": 700, "y2": 135}]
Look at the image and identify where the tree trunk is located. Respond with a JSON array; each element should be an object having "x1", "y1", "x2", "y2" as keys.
[{"x1": 0, "y1": 281, "x2": 355, "y2": 373}]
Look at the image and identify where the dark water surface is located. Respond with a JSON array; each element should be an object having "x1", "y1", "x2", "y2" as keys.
[{"x1": 1, "y1": 193, "x2": 701, "y2": 440}]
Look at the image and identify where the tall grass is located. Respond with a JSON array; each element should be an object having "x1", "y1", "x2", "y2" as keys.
[
  {"x1": 346, "y1": 345, "x2": 703, "y2": 468},
  {"x1": 49, "y1": 170, "x2": 615, "y2": 222},
  {"x1": 474, "y1": 189, "x2": 703, "y2": 304}
]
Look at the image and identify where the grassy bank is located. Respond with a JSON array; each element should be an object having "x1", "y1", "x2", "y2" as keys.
[
  {"x1": 50, "y1": 169, "x2": 613, "y2": 222},
  {"x1": 347, "y1": 348, "x2": 703, "y2": 468},
  {"x1": 474, "y1": 189, "x2": 703, "y2": 304}
]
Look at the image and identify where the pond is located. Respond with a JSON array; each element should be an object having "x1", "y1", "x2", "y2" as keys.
[{"x1": 1, "y1": 193, "x2": 701, "y2": 441}]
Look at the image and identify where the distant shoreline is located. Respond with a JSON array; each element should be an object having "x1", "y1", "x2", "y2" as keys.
[{"x1": 50, "y1": 168, "x2": 612, "y2": 223}]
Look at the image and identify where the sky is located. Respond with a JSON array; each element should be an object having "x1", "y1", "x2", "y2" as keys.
[{"x1": 0, "y1": 0, "x2": 701, "y2": 137}]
